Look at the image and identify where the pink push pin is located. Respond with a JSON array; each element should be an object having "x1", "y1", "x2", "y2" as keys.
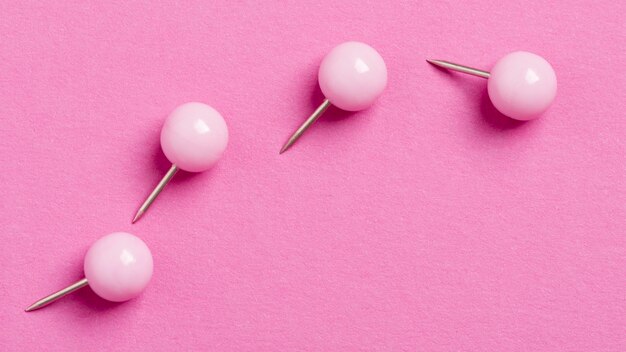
[
  {"x1": 427, "y1": 51, "x2": 557, "y2": 120},
  {"x1": 280, "y1": 41, "x2": 387, "y2": 153},
  {"x1": 25, "y1": 232, "x2": 153, "y2": 312},
  {"x1": 133, "y1": 102, "x2": 229, "y2": 223}
]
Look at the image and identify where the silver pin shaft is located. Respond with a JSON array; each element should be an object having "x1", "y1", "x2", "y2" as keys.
[
  {"x1": 280, "y1": 99, "x2": 331, "y2": 154},
  {"x1": 427, "y1": 59, "x2": 490, "y2": 79},
  {"x1": 133, "y1": 164, "x2": 179, "y2": 223},
  {"x1": 25, "y1": 278, "x2": 88, "y2": 312}
]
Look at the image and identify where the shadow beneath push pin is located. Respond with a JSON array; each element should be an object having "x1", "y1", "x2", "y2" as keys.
[
  {"x1": 150, "y1": 143, "x2": 203, "y2": 183},
  {"x1": 152, "y1": 140, "x2": 171, "y2": 173},
  {"x1": 307, "y1": 74, "x2": 325, "y2": 106},
  {"x1": 73, "y1": 285, "x2": 123, "y2": 312},
  {"x1": 477, "y1": 91, "x2": 526, "y2": 131},
  {"x1": 322, "y1": 104, "x2": 358, "y2": 122},
  {"x1": 308, "y1": 86, "x2": 357, "y2": 124},
  {"x1": 55, "y1": 263, "x2": 122, "y2": 312}
]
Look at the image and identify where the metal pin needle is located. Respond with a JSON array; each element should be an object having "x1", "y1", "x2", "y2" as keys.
[
  {"x1": 280, "y1": 98, "x2": 332, "y2": 154},
  {"x1": 132, "y1": 164, "x2": 179, "y2": 223},
  {"x1": 426, "y1": 59, "x2": 490, "y2": 79},
  {"x1": 25, "y1": 278, "x2": 89, "y2": 312}
]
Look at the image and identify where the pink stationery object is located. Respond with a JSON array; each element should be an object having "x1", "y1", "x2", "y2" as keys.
[
  {"x1": 427, "y1": 51, "x2": 557, "y2": 121},
  {"x1": 25, "y1": 232, "x2": 153, "y2": 312},
  {"x1": 280, "y1": 41, "x2": 387, "y2": 153},
  {"x1": 133, "y1": 102, "x2": 229, "y2": 223}
]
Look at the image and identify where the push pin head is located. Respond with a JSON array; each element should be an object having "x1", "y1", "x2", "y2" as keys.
[
  {"x1": 26, "y1": 232, "x2": 153, "y2": 312},
  {"x1": 427, "y1": 51, "x2": 557, "y2": 121},
  {"x1": 133, "y1": 102, "x2": 229, "y2": 223},
  {"x1": 280, "y1": 41, "x2": 387, "y2": 153}
]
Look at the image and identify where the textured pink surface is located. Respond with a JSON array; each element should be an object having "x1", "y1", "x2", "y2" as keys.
[{"x1": 0, "y1": 1, "x2": 624, "y2": 351}]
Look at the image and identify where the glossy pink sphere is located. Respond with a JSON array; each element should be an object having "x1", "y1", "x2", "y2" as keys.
[
  {"x1": 84, "y1": 232, "x2": 153, "y2": 302},
  {"x1": 487, "y1": 51, "x2": 557, "y2": 121},
  {"x1": 318, "y1": 41, "x2": 387, "y2": 111},
  {"x1": 160, "y1": 102, "x2": 229, "y2": 172}
]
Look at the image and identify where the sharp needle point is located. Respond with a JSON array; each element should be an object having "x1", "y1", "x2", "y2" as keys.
[
  {"x1": 426, "y1": 58, "x2": 490, "y2": 78},
  {"x1": 279, "y1": 137, "x2": 297, "y2": 154},
  {"x1": 132, "y1": 164, "x2": 178, "y2": 223},
  {"x1": 426, "y1": 59, "x2": 446, "y2": 67},
  {"x1": 426, "y1": 59, "x2": 450, "y2": 68},
  {"x1": 25, "y1": 278, "x2": 88, "y2": 312},
  {"x1": 25, "y1": 304, "x2": 39, "y2": 312},
  {"x1": 25, "y1": 300, "x2": 47, "y2": 312},
  {"x1": 132, "y1": 210, "x2": 143, "y2": 224},
  {"x1": 280, "y1": 99, "x2": 331, "y2": 154}
]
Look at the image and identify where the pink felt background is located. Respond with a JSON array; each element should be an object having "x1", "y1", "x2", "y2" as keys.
[{"x1": 1, "y1": 1, "x2": 624, "y2": 351}]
